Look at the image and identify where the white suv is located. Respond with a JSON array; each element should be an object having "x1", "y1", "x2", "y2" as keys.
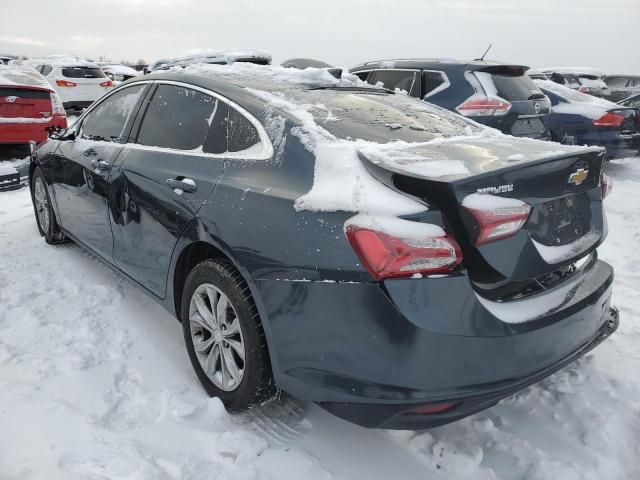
[{"x1": 29, "y1": 58, "x2": 114, "y2": 110}]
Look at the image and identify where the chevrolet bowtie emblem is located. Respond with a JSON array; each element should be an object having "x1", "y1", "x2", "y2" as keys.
[{"x1": 568, "y1": 168, "x2": 589, "y2": 186}]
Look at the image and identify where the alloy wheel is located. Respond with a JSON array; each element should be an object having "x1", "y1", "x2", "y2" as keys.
[
  {"x1": 34, "y1": 177, "x2": 50, "y2": 233},
  {"x1": 189, "y1": 283, "x2": 245, "y2": 391}
]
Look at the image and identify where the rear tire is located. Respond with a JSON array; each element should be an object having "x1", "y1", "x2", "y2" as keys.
[
  {"x1": 31, "y1": 167, "x2": 67, "y2": 244},
  {"x1": 181, "y1": 258, "x2": 276, "y2": 411}
]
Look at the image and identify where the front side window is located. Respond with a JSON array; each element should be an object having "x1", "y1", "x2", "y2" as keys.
[
  {"x1": 81, "y1": 84, "x2": 146, "y2": 142},
  {"x1": 370, "y1": 70, "x2": 418, "y2": 96},
  {"x1": 137, "y1": 85, "x2": 218, "y2": 150}
]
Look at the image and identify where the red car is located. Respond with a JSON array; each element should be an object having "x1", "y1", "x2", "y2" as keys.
[{"x1": 1, "y1": 65, "x2": 67, "y2": 146}]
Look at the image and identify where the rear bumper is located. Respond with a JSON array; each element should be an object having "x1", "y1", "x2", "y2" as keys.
[
  {"x1": 601, "y1": 133, "x2": 640, "y2": 159},
  {"x1": 62, "y1": 101, "x2": 93, "y2": 111},
  {"x1": 322, "y1": 306, "x2": 618, "y2": 429},
  {"x1": 255, "y1": 258, "x2": 616, "y2": 428},
  {"x1": 0, "y1": 116, "x2": 67, "y2": 144}
]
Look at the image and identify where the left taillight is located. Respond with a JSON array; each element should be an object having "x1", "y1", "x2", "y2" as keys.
[
  {"x1": 593, "y1": 111, "x2": 624, "y2": 128},
  {"x1": 462, "y1": 194, "x2": 531, "y2": 246},
  {"x1": 345, "y1": 226, "x2": 463, "y2": 281},
  {"x1": 455, "y1": 96, "x2": 511, "y2": 117},
  {"x1": 56, "y1": 79, "x2": 77, "y2": 87},
  {"x1": 100, "y1": 80, "x2": 114, "y2": 87}
]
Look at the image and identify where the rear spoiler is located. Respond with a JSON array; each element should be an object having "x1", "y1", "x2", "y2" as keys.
[{"x1": 472, "y1": 65, "x2": 530, "y2": 77}]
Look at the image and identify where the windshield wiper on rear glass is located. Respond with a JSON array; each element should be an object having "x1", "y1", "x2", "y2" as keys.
[
  {"x1": 528, "y1": 92, "x2": 547, "y2": 100},
  {"x1": 309, "y1": 86, "x2": 394, "y2": 94}
]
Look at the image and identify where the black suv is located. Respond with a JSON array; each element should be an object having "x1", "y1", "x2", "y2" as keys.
[{"x1": 350, "y1": 59, "x2": 551, "y2": 139}]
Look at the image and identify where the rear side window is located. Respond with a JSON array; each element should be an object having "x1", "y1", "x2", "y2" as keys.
[
  {"x1": 228, "y1": 107, "x2": 261, "y2": 152},
  {"x1": 423, "y1": 71, "x2": 447, "y2": 96},
  {"x1": 62, "y1": 67, "x2": 105, "y2": 79},
  {"x1": 81, "y1": 84, "x2": 146, "y2": 142},
  {"x1": 38, "y1": 65, "x2": 52, "y2": 76},
  {"x1": 137, "y1": 85, "x2": 218, "y2": 150},
  {"x1": 490, "y1": 74, "x2": 542, "y2": 101},
  {"x1": 370, "y1": 70, "x2": 419, "y2": 96}
]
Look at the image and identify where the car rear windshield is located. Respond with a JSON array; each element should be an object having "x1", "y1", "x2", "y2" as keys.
[
  {"x1": 491, "y1": 74, "x2": 542, "y2": 101},
  {"x1": 0, "y1": 87, "x2": 50, "y2": 100},
  {"x1": 61, "y1": 67, "x2": 105, "y2": 79}
]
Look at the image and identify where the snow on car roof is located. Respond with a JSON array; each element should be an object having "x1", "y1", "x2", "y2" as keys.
[
  {"x1": 150, "y1": 48, "x2": 272, "y2": 71},
  {"x1": 0, "y1": 65, "x2": 52, "y2": 90},
  {"x1": 530, "y1": 67, "x2": 605, "y2": 77},
  {"x1": 102, "y1": 64, "x2": 139, "y2": 76},
  {"x1": 27, "y1": 57, "x2": 100, "y2": 68},
  {"x1": 535, "y1": 80, "x2": 617, "y2": 107}
]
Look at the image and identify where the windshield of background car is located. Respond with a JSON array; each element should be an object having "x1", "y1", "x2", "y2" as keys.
[{"x1": 61, "y1": 66, "x2": 106, "y2": 78}]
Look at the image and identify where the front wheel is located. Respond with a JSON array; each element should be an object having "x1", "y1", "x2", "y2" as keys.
[
  {"x1": 181, "y1": 258, "x2": 276, "y2": 411},
  {"x1": 31, "y1": 167, "x2": 67, "y2": 244}
]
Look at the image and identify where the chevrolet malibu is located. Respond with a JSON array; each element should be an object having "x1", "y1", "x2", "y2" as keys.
[{"x1": 29, "y1": 66, "x2": 618, "y2": 429}]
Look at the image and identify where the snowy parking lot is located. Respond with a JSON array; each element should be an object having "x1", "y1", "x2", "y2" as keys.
[{"x1": 0, "y1": 157, "x2": 638, "y2": 480}]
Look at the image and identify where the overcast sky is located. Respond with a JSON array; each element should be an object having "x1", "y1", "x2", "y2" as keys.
[{"x1": 1, "y1": 0, "x2": 637, "y2": 73}]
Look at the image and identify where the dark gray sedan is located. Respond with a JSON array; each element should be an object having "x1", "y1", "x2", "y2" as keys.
[{"x1": 29, "y1": 66, "x2": 618, "y2": 429}]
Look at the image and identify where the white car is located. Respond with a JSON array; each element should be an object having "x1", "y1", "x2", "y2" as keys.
[
  {"x1": 28, "y1": 57, "x2": 114, "y2": 110},
  {"x1": 100, "y1": 64, "x2": 141, "y2": 83},
  {"x1": 528, "y1": 67, "x2": 611, "y2": 99}
]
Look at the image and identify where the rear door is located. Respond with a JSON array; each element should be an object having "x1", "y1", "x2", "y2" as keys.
[
  {"x1": 55, "y1": 83, "x2": 147, "y2": 259},
  {"x1": 109, "y1": 82, "x2": 240, "y2": 297}
]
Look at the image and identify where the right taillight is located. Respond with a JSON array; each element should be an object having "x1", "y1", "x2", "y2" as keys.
[
  {"x1": 462, "y1": 194, "x2": 531, "y2": 245},
  {"x1": 50, "y1": 92, "x2": 65, "y2": 116},
  {"x1": 56, "y1": 79, "x2": 77, "y2": 87},
  {"x1": 593, "y1": 112, "x2": 624, "y2": 127},
  {"x1": 602, "y1": 173, "x2": 612, "y2": 199},
  {"x1": 456, "y1": 96, "x2": 511, "y2": 117},
  {"x1": 345, "y1": 227, "x2": 462, "y2": 281}
]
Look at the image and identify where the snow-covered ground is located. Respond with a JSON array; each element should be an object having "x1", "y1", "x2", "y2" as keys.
[{"x1": 0, "y1": 157, "x2": 639, "y2": 480}]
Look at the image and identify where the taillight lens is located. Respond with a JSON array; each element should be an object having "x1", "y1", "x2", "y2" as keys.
[
  {"x1": 406, "y1": 401, "x2": 458, "y2": 415},
  {"x1": 462, "y1": 194, "x2": 531, "y2": 245},
  {"x1": 100, "y1": 79, "x2": 114, "y2": 87},
  {"x1": 50, "y1": 92, "x2": 65, "y2": 116},
  {"x1": 602, "y1": 173, "x2": 612, "y2": 199},
  {"x1": 346, "y1": 227, "x2": 462, "y2": 281},
  {"x1": 456, "y1": 96, "x2": 511, "y2": 117},
  {"x1": 593, "y1": 112, "x2": 624, "y2": 127},
  {"x1": 56, "y1": 79, "x2": 77, "y2": 87}
]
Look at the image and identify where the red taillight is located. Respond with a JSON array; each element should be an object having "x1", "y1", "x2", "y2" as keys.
[
  {"x1": 407, "y1": 401, "x2": 458, "y2": 415},
  {"x1": 462, "y1": 194, "x2": 531, "y2": 245},
  {"x1": 346, "y1": 227, "x2": 462, "y2": 281},
  {"x1": 56, "y1": 79, "x2": 77, "y2": 87},
  {"x1": 602, "y1": 173, "x2": 612, "y2": 199},
  {"x1": 100, "y1": 79, "x2": 114, "y2": 87},
  {"x1": 456, "y1": 97, "x2": 511, "y2": 117},
  {"x1": 593, "y1": 112, "x2": 624, "y2": 128}
]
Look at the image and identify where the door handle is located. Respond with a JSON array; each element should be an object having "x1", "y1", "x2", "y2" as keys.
[
  {"x1": 166, "y1": 177, "x2": 197, "y2": 193},
  {"x1": 90, "y1": 159, "x2": 110, "y2": 171}
]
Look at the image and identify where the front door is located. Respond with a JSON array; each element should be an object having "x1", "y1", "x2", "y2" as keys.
[
  {"x1": 109, "y1": 83, "x2": 232, "y2": 297},
  {"x1": 55, "y1": 84, "x2": 147, "y2": 259}
]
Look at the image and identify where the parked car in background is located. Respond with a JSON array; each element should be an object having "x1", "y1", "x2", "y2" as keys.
[
  {"x1": 350, "y1": 58, "x2": 551, "y2": 139},
  {"x1": 529, "y1": 68, "x2": 611, "y2": 99},
  {"x1": 0, "y1": 54, "x2": 17, "y2": 65},
  {"x1": 148, "y1": 49, "x2": 272, "y2": 72},
  {"x1": 100, "y1": 64, "x2": 141, "y2": 83},
  {"x1": 29, "y1": 65, "x2": 618, "y2": 429},
  {"x1": 618, "y1": 92, "x2": 640, "y2": 109},
  {"x1": 281, "y1": 58, "x2": 333, "y2": 69},
  {"x1": 535, "y1": 79, "x2": 640, "y2": 159},
  {"x1": 604, "y1": 74, "x2": 640, "y2": 102},
  {"x1": 0, "y1": 65, "x2": 67, "y2": 190},
  {"x1": 27, "y1": 57, "x2": 114, "y2": 110}
]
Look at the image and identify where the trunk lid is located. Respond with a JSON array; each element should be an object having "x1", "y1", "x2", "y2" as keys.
[
  {"x1": 359, "y1": 136, "x2": 606, "y2": 295},
  {"x1": 0, "y1": 86, "x2": 52, "y2": 120}
]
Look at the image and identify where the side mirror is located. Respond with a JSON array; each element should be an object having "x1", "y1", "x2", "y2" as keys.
[{"x1": 45, "y1": 125, "x2": 64, "y2": 139}]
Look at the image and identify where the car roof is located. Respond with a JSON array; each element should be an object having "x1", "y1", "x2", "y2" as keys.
[
  {"x1": 0, "y1": 65, "x2": 52, "y2": 91},
  {"x1": 350, "y1": 58, "x2": 527, "y2": 71},
  {"x1": 149, "y1": 48, "x2": 272, "y2": 71}
]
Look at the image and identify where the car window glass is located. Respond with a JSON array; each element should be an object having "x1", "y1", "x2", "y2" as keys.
[
  {"x1": 42, "y1": 65, "x2": 52, "y2": 75},
  {"x1": 137, "y1": 84, "x2": 217, "y2": 150},
  {"x1": 81, "y1": 84, "x2": 146, "y2": 142},
  {"x1": 491, "y1": 74, "x2": 542, "y2": 101},
  {"x1": 202, "y1": 100, "x2": 229, "y2": 154},
  {"x1": 423, "y1": 71, "x2": 446, "y2": 95},
  {"x1": 370, "y1": 71, "x2": 417, "y2": 95},
  {"x1": 606, "y1": 77, "x2": 627, "y2": 88},
  {"x1": 228, "y1": 106, "x2": 261, "y2": 153},
  {"x1": 354, "y1": 72, "x2": 369, "y2": 82}
]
